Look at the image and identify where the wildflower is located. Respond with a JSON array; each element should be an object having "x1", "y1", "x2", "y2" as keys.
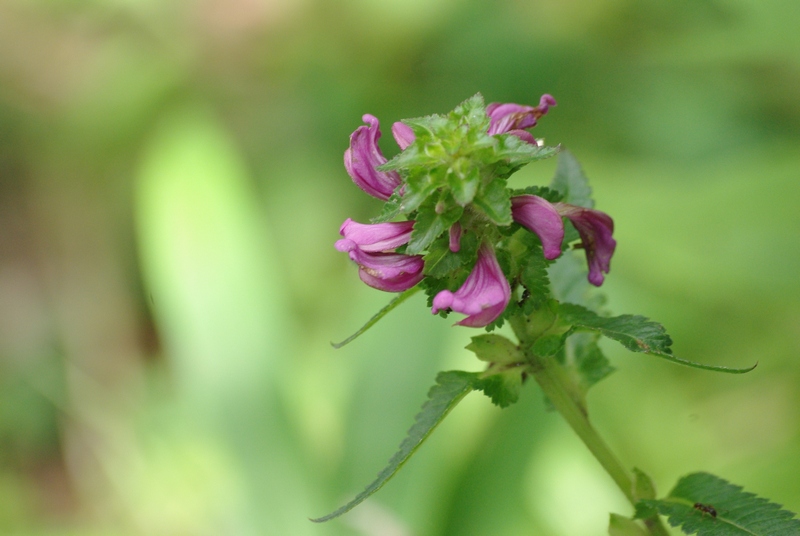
[
  {"x1": 335, "y1": 219, "x2": 423, "y2": 292},
  {"x1": 449, "y1": 222, "x2": 463, "y2": 253},
  {"x1": 510, "y1": 195, "x2": 565, "y2": 260},
  {"x1": 486, "y1": 94, "x2": 557, "y2": 136},
  {"x1": 553, "y1": 204, "x2": 616, "y2": 287},
  {"x1": 432, "y1": 244, "x2": 511, "y2": 327},
  {"x1": 344, "y1": 115, "x2": 402, "y2": 200},
  {"x1": 391, "y1": 122, "x2": 415, "y2": 150}
]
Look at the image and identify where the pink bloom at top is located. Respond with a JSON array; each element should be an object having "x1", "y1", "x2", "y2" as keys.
[
  {"x1": 431, "y1": 244, "x2": 511, "y2": 327},
  {"x1": 335, "y1": 219, "x2": 423, "y2": 292},
  {"x1": 553, "y1": 204, "x2": 616, "y2": 287},
  {"x1": 486, "y1": 94, "x2": 557, "y2": 138},
  {"x1": 511, "y1": 195, "x2": 565, "y2": 260},
  {"x1": 344, "y1": 115, "x2": 402, "y2": 200},
  {"x1": 391, "y1": 122, "x2": 415, "y2": 150}
]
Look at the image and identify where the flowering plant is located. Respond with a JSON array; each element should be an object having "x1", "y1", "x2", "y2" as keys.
[{"x1": 318, "y1": 94, "x2": 798, "y2": 535}]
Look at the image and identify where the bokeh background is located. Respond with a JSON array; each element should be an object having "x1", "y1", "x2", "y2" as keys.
[{"x1": 1, "y1": 0, "x2": 799, "y2": 534}]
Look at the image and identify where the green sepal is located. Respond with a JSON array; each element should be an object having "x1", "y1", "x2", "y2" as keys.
[
  {"x1": 609, "y1": 514, "x2": 648, "y2": 536},
  {"x1": 636, "y1": 472, "x2": 800, "y2": 535},
  {"x1": 466, "y1": 334, "x2": 523, "y2": 366},
  {"x1": 557, "y1": 303, "x2": 757, "y2": 374},
  {"x1": 310, "y1": 371, "x2": 477, "y2": 522},
  {"x1": 448, "y1": 163, "x2": 480, "y2": 206},
  {"x1": 550, "y1": 148, "x2": 595, "y2": 208},
  {"x1": 407, "y1": 194, "x2": 463, "y2": 255},
  {"x1": 331, "y1": 287, "x2": 421, "y2": 349}
]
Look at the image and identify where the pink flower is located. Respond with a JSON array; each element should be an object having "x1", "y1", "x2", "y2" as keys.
[
  {"x1": 448, "y1": 222, "x2": 463, "y2": 253},
  {"x1": 510, "y1": 195, "x2": 565, "y2": 260},
  {"x1": 335, "y1": 219, "x2": 423, "y2": 292},
  {"x1": 391, "y1": 122, "x2": 415, "y2": 150},
  {"x1": 486, "y1": 94, "x2": 557, "y2": 140},
  {"x1": 344, "y1": 115, "x2": 403, "y2": 200},
  {"x1": 553, "y1": 204, "x2": 616, "y2": 287},
  {"x1": 431, "y1": 244, "x2": 511, "y2": 327}
]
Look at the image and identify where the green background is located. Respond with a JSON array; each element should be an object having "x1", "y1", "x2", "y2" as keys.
[{"x1": 1, "y1": 0, "x2": 798, "y2": 534}]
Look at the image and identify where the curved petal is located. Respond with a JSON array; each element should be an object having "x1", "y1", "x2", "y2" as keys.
[
  {"x1": 431, "y1": 244, "x2": 511, "y2": 327},
  {"x1": 337, "y1": 218, "x2": 414, "y2": 252},
  {"x1": 344, "y1": 115, "x2": 402, "y2": 200},
  {"x1": 555, "y1": 203, "x2": 616, "y2": 286},
  {"x1": 348, "y1": 248, "x2": 424, "y2": 292},
  {"x1": 511, "y1": 195, "x2": 565, "y2": 260},
  {"x1": 486, "y1": 94, "x2": 557, "y2": 135},
  {"x1": 391, "y1": 122, "x2": 415, "y2": 150}
]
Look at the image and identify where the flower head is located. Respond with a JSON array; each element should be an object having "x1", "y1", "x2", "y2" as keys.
[
  {"x1": 511, "y1": 195, "x2": 565, "y2": 260},
  {"x1": 431, "y1": 244, "x2": 511, "y2": 327},
  {"x1": 335, "y1": 219, "x2": 423, "y2": 292},
  {"x1": 344, "y1": 115, "x2": 402, "y2": 200},
  {"x1": 554, "y1": 204, "x2": 616, "y2": 286}
]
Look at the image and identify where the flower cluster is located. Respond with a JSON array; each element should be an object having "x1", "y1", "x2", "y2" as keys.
[{"x1": 335, "y1": 94, "x2": 616, "y2": 327}]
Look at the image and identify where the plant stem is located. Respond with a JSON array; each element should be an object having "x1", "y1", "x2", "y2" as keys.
[{"x1": 522, "y1": 348, "x2": 670, "y2": 536}]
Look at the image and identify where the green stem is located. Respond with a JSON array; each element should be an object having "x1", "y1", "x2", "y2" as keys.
[{"x1": 515, "y1": 334, "x2": 670, "y2": 535}]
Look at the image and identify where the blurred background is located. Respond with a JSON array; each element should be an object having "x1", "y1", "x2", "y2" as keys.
[{"x1": 1, "y1": 0, "x2": 799, "y2": 534}]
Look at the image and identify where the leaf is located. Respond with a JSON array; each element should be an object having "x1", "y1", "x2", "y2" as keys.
[
  {"x1": 472, "y1": 177, "x2": 512, "y2": 226},
  {"x1": 310, "y1": 371, "x2": 477, "y2": 522},
  {"x1": 407, "y1": 195, "x2": 464, "y2": 255},
  {"x1": 474, "y1": 370, "x2": 522, "y2": 408},
  {"x1": 371, "y1": 191, "x2": 404, "y2": 223},
  {"x1": 466, "y1": 334, "x2": 523, "y2": 365},
  {"x1": 557, "y1": 303, "x2": 757, "y2": 374},
  {"x1": 637, "y1": 472, "x2": 800, "y2": 536},
  {"x1": 331, "y1": 287, "x2": 421, "y2": 349},
  {"x1": 559, "y1": 331, "x2": 615, "y2": 391},
  {"x1": 550, "y1": 149, "x2": 594, "y2": 208},
  {"x1": 609, "y1": 514, "x2": 649, "y2": 536}
]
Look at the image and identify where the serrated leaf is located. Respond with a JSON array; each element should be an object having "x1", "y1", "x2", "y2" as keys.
[
  {"x1": 609, "y1": 514, "x2": 649, "y2": 536},
  {"x1": 311, "y1": 371, "x2": 477, "y2": 522},
  {"x1": 472, "y1": 177, "x2": 512, "y2": 225},
  {"x1": 637, "y1": 472, "x2": 800, "y2": 536},
  {"x1": 550, "y1": 149, "x2": 595, "y2": 208},
  {"x1": 495, "y1": 135, "x2": 560, "y2": 169},
  {"x1": 557, "y1": 303, "x2": 757, "y2": 374},
  {"x1": 371, "y1": 191, "x2": 404, "y2": 223},
  {"x1": 448, "y1": 164, "x2": 480, "y2": 206},
  {"x1": 466, "y1": 334, "x2": 522, "y2": 365},
  {"x1": 560, "y1": 332, "x2": 615, "y2": 390},
  {"x1": 510, "y1": 185, "x2": 564, "y2": 203},
  {"x1": 519, "y1": 240, "x2": 552, "y2": 312},
  {"x1": 474, "y1": 370, "x2": 523, "y2": 408},
  {"x1": 331, "y1": 286, "x2": 421, "y2": 348},
  {"x1": 406, "y1": 196, "x2": 463, "y2": 255}
]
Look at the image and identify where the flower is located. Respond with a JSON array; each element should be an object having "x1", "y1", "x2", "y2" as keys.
[
  {"x1": 486, "y1": 94, "x2": 557, "y2": 136},
  {"x1": 335, "y1": 219, "x2": 424, "y2": 292},
  {"x1": 431, "y1": 244, "x2": 511, "y2": 327},
  {"x1": 448, "y1": 222, "x2": 462, "y2": 253},
  {"x1": 553, "y1": 204, "x2": 616, "y2": 287},
  {"x1": 510, "y1": 195, "x2": 565, "y2": 260},
  {"x1": 344, "y1": 115, "x2": 402, "y2": 200},
  {"x1": 511, "y1": 195, "x2": 616, "y2": 286},
  {"x1": 391, "y1": 122, "x2": 415, "y2": 150}
]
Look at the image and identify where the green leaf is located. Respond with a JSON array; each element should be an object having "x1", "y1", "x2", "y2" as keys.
[
  {"x1": 448, "y1": 163, "x2": 480, "y2": 206},
  {"x1": 466, "y1": 334, "x2": 523, "y2": 365},
  {"x1": 609, "y1": 514, "x2": 649, "y2": 536},
  {"x1": 310, "y1": 371, "x2": 477, "y2": 522},
  {"x1": 400, "y1": 170, "x2": 439, "y2": 214},
  {"x1": 547, "y1": 250, "x2": 606, "y2": 311},
  {"x1": 558, "y1": 332, "x2": 615, "y2": 391},
  {"x1": 637, "y1": 472, "x2": 800, "y2": 535},
  {"x1": 633, "y1": 467, "x2": 658, "y2": 502},
  {"x1": 407, "y1": 195, "x2": 463, "y2": 255},
  {"x1": 371, "y1": 191, "x2": 405, "y2": 223},
  {"x1": 550, "y1": 149, "x2": 595, "y2": 208},
  {"x1": 557, "y1": 303, "x2": 757, "y2": 374},
  {"x1": 474, "y1": 370, "x2": 522, "y2": 408},
  {"x1": 472, "y1": 177, "x2": 512, "y2": 225},
  {"x1": 518, "y1": 238, "x2": 552, "y2": 312},
  {"x1": 495, "y1": 135, "x2": 560, "y2": 169},
  {"x1": 510, "y1": 185, "x2": 564, "y2": 203},
  {"x1": 331, "y1": 287, "x2": 421, "y2": 349}
]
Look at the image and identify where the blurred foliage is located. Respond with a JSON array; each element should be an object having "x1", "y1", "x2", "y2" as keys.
[{"x1": 0, "y1": 0, "x2": 798, "y2": 535}]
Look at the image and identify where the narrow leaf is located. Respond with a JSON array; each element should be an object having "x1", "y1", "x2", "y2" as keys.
[
  {"x1": 637, "y1": 472, "x2": 800, "y2": 535},
  {"x1": 311, "y1": 371, "x2": 477, "y2": 522},
  {"x1": 550, "y1": 149, "x2": 594, "y2": 208},
  {"x1": 331, "y1": 287, "x2": 420, "y2": 349},
  {"x1": 558, "y1": 303, "x2": 757, "y2": 374}
]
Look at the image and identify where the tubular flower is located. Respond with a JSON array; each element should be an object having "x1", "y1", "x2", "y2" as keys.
[
  {"x1": 553, "y1": 203, "x2": 616, "y2": 287},
  {"x1": 448, "y1": 222, "x2": 463, "y2": 253},
  {"x1": 431, "y1": 244, "x2": 511, "y2": 327},
  {"x1": 335, "y1": 219, "x2": 423, "y2": 292},
  {"x1": 486, "y1": 94, "x2": 557, "y2": 137},
  {"x1": 510, "y1": 195, "x2": 565, "y2": 260},
  {"x1": 344, "y1": 115, "x2": 402, "y2": 200},
  {"x1": 391, "y1": 122, "x2": 415, "y2": 150}
]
